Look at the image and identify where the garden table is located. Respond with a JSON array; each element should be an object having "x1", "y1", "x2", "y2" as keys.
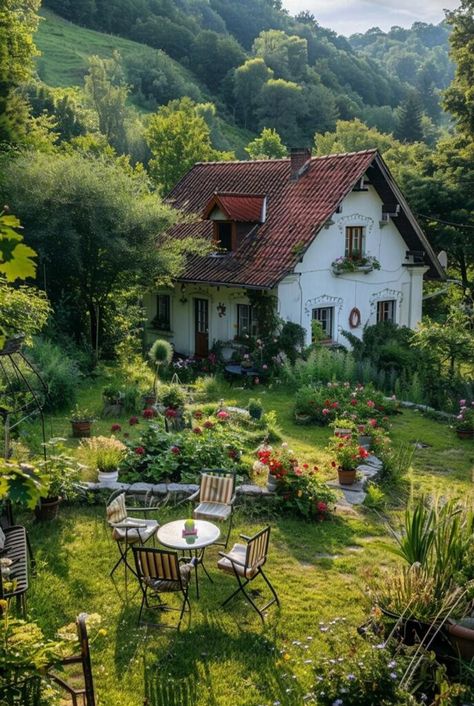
[{"x1": 157, "y1": 519, "x2": 220, "y2": 598}]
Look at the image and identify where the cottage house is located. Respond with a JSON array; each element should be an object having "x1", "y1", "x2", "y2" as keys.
[{"x1": 144, "y1": 148, "x2": 444, "y2": 357}]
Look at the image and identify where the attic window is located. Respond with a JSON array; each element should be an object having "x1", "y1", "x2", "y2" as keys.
[{"x1": 214, "y1": 222, "x2": 235, "y2": 252}]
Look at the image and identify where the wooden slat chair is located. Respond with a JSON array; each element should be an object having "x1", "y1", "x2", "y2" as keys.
[
  {"x1": 133, "y1": 546, "x2": 196, "y2": 630},
  {"x1": 0, "y1": 524, "x2": 35, "y2": 617},
  {"x1": 187, "y1": 470, "x2": 236, "y2": 548},
  {"x1": 217, "y1": 526, "x2": 280, "y2": 622},
  {"x1": 48, "y1": 613, "x2": 96, "y2": 706},
  {"x1": 106, "y1": 491, "x2": 161, "y2": 583}
]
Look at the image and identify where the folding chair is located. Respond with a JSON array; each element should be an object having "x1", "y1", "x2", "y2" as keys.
[
  {"x1": 132, "y1": 546, "x2": 196, "y2": 630},
  {"x1": 106, "y1": 491, "x2": 161, "y2": 584},
  {"x1": 48, "y1": 613, "x2": 96, "y2": 706},
  {"x1": 217, "y1": 526, "x2": 280, "y2": 622},
  {"x1": 187, "y1": 470, "x2": 236, "y2": 548}
]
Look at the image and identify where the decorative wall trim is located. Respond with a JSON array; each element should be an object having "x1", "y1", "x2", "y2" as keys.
[
  {"x1": 337, "y1": 213, "x2": 374, "y2": 234},
  {"x1": 304, "y1": 295, "x2": 343, "y2": 317},
  {"x1": 369, "y1": 288, "x2": 403, "y2": 316}
]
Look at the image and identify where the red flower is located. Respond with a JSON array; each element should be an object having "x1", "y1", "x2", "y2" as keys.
[
  {"x1": 303, "y1": 463, "x2": 309, "y2": 469},
  {"x1": 331, "y1": 401, "x2": 338, "y2": 408},
  {"x1": 171, "y1": 446, "x2": 181, "y2": 455},
  {"x1": 111, "y1": 423, "x2": 121, "y2": 432},
  {"x1": 350, "y1": 399, "x2": 357, "y2": 406},
  {"x1": 216, "y1": 410, "x2": 230, "y2": 421},
  {"x1": 129, "y1": 416, "x2": 139, "y2": 426},
  {"x1": 331, "y1": 461, "x2": 336, "y2": 467},
  {"x1": 143, "y1": 408, "x2": 155, "y2": 419},
  {"x1": 193, "y1": 426, "x2": 202, "y2": 435},
  {"x1": 203, "y1": 420, "x2": 214, "y2": 429},
  {"x1": 193, "y1": 410, "x2": 203, "y2": 419},
  {"x1": 135, "y1": 446, "x2": 145, "y2": 455},
  {"x1": 165, "y1": 408, "x2": 177, "y2": 418},
  {"x1": 313, "y1": 466, "x2": 319, "y2": 472},
  {"x1": 317, "y1": 501, "x2": 327, "y2": 512},
  {"x1": 368, "y1": 418, "x2": 377, "y2": 427},
  {"x1": 228, "y1": 449, "x2": 237, "y2": 459}
]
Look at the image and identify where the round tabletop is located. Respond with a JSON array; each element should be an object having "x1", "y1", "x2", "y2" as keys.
[{"x1": 157, "y1": 519, "x2": 220, "y2": 551}]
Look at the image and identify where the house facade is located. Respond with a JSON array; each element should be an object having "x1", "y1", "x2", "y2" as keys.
[{"x1": 144, "y1": 149, "x2": 443, "y2": 357}]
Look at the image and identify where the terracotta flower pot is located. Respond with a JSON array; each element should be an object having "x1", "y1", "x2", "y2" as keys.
[
  {"x1": 35, "y1": 496, "x2": 61, "y2": 521},
  {"x1": 71, "y1": 420, "x2": 92, "y2": 438},
  {"x1": 456, "y1": 429, "x2": 474, "y2": 440},
  {"x1": 337, "y1": 468, "x2": 357, "y2": 485}
]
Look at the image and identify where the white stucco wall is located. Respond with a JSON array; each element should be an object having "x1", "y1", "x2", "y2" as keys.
[{"x1": 277, "y1": 185, "x2": 428, "y2": 346}]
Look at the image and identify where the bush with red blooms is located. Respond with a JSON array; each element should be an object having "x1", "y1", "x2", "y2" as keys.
[
  {"x1": 294, "y1": 382, "x2": 398, "y2": 426},
  {"x1": 328, "y1": 434, "x2": 369, "y2": 471},
  {"x1": 257, "y1": 443, "x2": 335, "y2": 520}
]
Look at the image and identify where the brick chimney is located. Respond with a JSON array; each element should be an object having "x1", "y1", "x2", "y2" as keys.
[{"x1": 290, "y1": 147, "x2": 312, "y2": 181}]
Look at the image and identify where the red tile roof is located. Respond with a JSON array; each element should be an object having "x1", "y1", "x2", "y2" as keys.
[
  {"x1": 165, "y1": 150, "x2": 394, "y2": 288},
  {"x1": 203, "y1": 193, "x2": 266, "y2": 222}
]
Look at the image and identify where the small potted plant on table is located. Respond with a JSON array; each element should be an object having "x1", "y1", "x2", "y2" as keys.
[
  {"x1": 70, "y1": 405, "x2": 94, "y2": 438},
  {"x1": 455, "y1": 402, "x2": 474, "y2": 440}
]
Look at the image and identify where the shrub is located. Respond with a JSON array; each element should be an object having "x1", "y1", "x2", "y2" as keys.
[
  {"x1": 27, "y1": 338, "x2": 81, "y2": 412},
  {"x1": 159, "y1": 384, "x2": 186, "y2": 409}
]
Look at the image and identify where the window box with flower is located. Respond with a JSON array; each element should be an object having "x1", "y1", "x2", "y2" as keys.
[{"x1": 331, "y1": 254, "x2": 381, "y2": 276}]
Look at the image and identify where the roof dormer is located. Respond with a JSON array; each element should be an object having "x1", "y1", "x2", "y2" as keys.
[{"x1": 203, "y1": 192, "x2": 267, "y2": 223}]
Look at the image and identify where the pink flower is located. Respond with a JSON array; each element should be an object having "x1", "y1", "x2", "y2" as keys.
[
  {"x1": 262, "y1": 364, "x2": 268, "y2": 370},
  {"x1": 129, "y1": 416, "x2": 139, "y2": 426},
  {"x1": 143, "y1": 408, "x2": 155, "y2": 419},
  {"x1": 368, "y1": 418, "x2": 377, "y2": 427},
  {"x1": 294, "y1": 468, "x2": 303, "y2": 476},
  {"x1": 217, "y1": 410, "x2": 230, "y2": 421},
  {"x1": 193, "y1": 426, "x2": 202, "y2": 435},
  {"x1": 171, "y1": 446, "x2": 181, "y2": 455},
  {"x1": 322, "y1": 408, "x2": 329, "y2": 415},
  {"x1": 135, "y1": 446, "x2": 145, "y2": 455},
  {"x1": 460, "y1": 399, "x2": 467, "y2": 406},
  {"x1": 367, "y1": 400, "x2": 375, "y2": 408},
  {"x1": 111, "y1": 423, "x2": 121, "y2": 432}
]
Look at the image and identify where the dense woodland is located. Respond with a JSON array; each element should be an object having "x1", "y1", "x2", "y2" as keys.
[{"x1": 0, "y1": 0, "x2": 473, "y2": 368}]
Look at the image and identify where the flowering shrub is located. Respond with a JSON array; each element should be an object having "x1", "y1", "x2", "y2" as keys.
[
  {"x1": 328, "y1": 435, "x2": 369, "y2": 471},
  {"x1": 119, "y1": 421, "x2": 242, "y2": 483},
  {"x1": 331, "y1": 254, "x2": 381, "y2": 273},
  {"x1": 257, "y1": 444, "x2": 335, "y2": 519},
  {"x1": 295, "y1": 382, "x2": 397, "y2": 426},
  {"x1": 455, "y1": 400, "x2": 474, "y2": 432}
]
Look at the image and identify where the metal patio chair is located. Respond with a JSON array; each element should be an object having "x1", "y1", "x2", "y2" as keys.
[
  {"x1": 48, "y1": 613, "x2": 96, "y2": 706},
  {"x1": 217, "y1": 526, "x2": 280, "y2": 622},
  {"x1": 132, "y1": 546, "x2": 196, "y2": 630},
  {"x1": 186, "y1": 470, "x2": 236, "y2": 548},
  {"x1": 106, "y1": 490, "x2": 163, "y2": 584}
]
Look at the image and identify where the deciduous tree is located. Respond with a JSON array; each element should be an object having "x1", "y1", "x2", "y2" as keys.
[{"x1": 245, "y1": 127, "x2": 287, "y2": 159}]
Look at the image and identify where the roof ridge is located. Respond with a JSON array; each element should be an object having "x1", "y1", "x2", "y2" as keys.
[{"x1": 194, "y1": 149, "x2": 378, "y2": 167}]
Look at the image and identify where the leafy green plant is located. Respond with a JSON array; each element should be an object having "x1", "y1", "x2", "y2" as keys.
[
  {"x1": 159, "y1": 384, "x2": 186, "y2": 409},
  {"x1": 0, "y1": 460, "x2": 48, "y2": 509},
  {"x1": 69, "y1": 405, "x2": 94, "y2": 422},
  {"x1": 38, "y1": 439, "x2": 82, "y2": 500},
  {"x1": 364, "y1": 482, "x2": 386, "y2": 510},
  {"x1": 27, "y1": 338, "x2": 81, "y2": 412},
  {"x1": 247, "y1": 397, "x2": 263, "y2": 419}
]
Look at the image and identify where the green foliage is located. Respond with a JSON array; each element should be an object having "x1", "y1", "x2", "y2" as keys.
[
  {"x1": 363, "y1": 482, "x2": 386, "y2": 510},
  {"x1": 38, "y1": 438, "x2": 82, "y2": 500},
  {"x1": 0, "y1": 281, "x2": 50, "y2": 348},
  {"x1": 79, "y1": 435, "x2": 126, "y2": 473},
  {"x1": 159, "y1": 384, "x2": 186, "y2": 409},
  {"x1": 146, "y1": 98, "x2": 234, "y2": 195},
  {"x1": 444, "y1": 0, "x2": 474, "y2": 138},
  {"x1": 395, "y1": 91, "x2": 424, "y2": 143},
  {"x1": 0, "y1": 211, "x2": 37, "y2": 283},
  {"x1": 277, "y1": 321, "x2": 306, "y2": 363},
  {"x1": 411, "y1": 309, "x2": 474, "y2": 375},
  {"x1": 245, "y1": 127, "x2": 286, "y2": 159},
  {"x1": 191, "y1": 30, "x2": 245, "y2": 91},
  {"x1": 0, "y1": 460, "x2": 47, "y2": 509},
  {"x1": 27, "y1": 338, "x2": 81, "y2": 412},
  {"x1": 84, "y1": 52, "x2": 128, "y2": 153},
  {"x1": 257, "y1": 78, "x2": 306, "y2": 146},
  {"x1": 233, "y1": 58, "x2": 274, "y2": 127}
]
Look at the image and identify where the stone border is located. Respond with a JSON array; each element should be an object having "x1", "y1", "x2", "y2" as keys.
[{"x1": 81, "y1": 480, "x2": 275, "y2": 499}]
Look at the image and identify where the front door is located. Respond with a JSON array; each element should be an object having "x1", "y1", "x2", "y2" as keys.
[{"x1": 194, "y1": 298, "x2": 209, "y2": 357}]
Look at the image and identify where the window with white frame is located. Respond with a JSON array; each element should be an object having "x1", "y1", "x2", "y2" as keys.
[
  {"x1": 376, "y1": 299, "x2": 396, "y2": 323},
  {"x1": 345, "y1": 226, "x2": 365, "y2": 258},
  {"x1": 312, "y1": 306, "x2": 334, "y2": 340},
  {"x1": 237, "y1": 303, "x2": 258, "y2": 337}
]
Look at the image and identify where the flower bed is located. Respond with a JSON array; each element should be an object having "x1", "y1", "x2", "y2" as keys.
[
  {"x1": 294, "y1": 382, "x2": 398, "y2": 426},
  {"x1": 256, "y1": 443, "x2": 336, "y2": 519}
]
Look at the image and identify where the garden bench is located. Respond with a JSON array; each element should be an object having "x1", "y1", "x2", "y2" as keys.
[{"x1": 0, "y1": 524, "x2": 35, "y2": 617}]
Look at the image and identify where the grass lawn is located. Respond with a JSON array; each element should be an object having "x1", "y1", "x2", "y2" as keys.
[{"x1": 17, "y1": 373, "x2": 474, "y2": 705}]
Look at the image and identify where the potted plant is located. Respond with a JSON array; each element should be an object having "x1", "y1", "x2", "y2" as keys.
[
  {"x1": 455, "y1": 403, "x2": 474, "y2": 439},
  {"x1": 328, "y1": 434, "x2": 369, "y2": 486},
  {"x1": 70, "y1": 405, "x2": 94, "y2": 438},
  {"x1": 256, "y1": 443, "x2": 298, "y2": 492},
  {"x1": 36, "y1": 440, "x2": 81, "y2": 520},
  {"x1": 80, "y1": 435, "x2": 126, "y2": 485},
  {"x1": 248, "y1": 398, "x2": 263, "y2": 420}
]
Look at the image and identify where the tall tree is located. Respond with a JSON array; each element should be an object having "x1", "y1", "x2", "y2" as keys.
[
  {"x1": 0, "y1": 0, "x2": 41, "y2": 146},
  {"x1": 253, "y1": 30, "x2": 308, "y2": 81},
  {"x1": 0, "y1": 152, "x2": 198, "y2": 350},
  {"x1": 84, "y1": 53, "x2": 128, "y2": 152},
  {"x1": 146, "y1": 98, "x2": 233, "y2": 195},
  {"x1": 257, "y1": 78, "x2": 306, "y2": 146},
  {"x1": 444, "y1": 0, "x2": 474, "y2": 138},
  {"x1": 245, "y1": 127, "x2": 287, "y2": 159},
  {"x1": 190, "y1": 30, "x2": 245, "y2": 91},
  {"x1": 395, "y1": 92, "x2": 424, "y2": 143},
  {"x1": 233, "y1": 58, "x2": 274, "y2": 128}
]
